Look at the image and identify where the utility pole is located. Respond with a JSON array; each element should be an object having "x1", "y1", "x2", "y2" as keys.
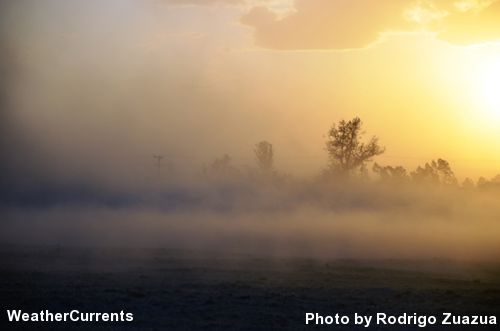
[{"x1": 153, "y1": 155, "x2": 164, "y2": 178}]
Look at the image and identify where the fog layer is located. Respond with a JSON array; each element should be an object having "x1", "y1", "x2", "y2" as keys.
[{"x1": 2, "y1": 177, "x2": 500, "y2": 261}]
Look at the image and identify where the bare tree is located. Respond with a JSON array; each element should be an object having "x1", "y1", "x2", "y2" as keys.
[
  {"x1": 254, "y1": 141, "x2": 274, "y2": 173},
  {"x1": 326, "y1": 117, "x2": 384, "y2": 176}
]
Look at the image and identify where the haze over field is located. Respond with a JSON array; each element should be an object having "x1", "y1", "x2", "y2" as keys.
[{"x1": 2, "y1": 0, "x2": 500, "y2": 261}]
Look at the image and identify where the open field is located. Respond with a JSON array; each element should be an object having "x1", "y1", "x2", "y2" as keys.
[
  {"x1": 3, "y1": 1, "x2": 500, "y2": 330},
  {"x1": 1, "y1": 245, "x2": 499, "y2": 330}
]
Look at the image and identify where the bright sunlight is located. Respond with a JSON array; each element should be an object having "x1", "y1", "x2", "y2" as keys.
[{"x1": 473, "y1": 58, "x2": 500, "y2": 120}]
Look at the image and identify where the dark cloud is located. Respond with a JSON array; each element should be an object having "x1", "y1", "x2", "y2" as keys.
[{"x1": 241, "y1": 0, "x2": 500, "y2": 50}]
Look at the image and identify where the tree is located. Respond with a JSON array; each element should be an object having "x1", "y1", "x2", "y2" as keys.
[
  {"x1": 462, "y1": 177, "x2": 474, "y2": 189},
  {"x1": 411, "y1": 163, "x2": 439, "y2": 185},
  {"x1": 373, "y1": 163, "x2": 408, "y2": 182},
  {"x1": 326, "y1": 117, "x2": 384, "y2": 176},
  {"x1": 254, "y1": 141, "x2": 274, "y2": 173},
  {"x1": 434, "y1": 159, "x2": 457, "y2": 185},
  {"x1": 477, "y1": 176, "x2": 488, "y2": 189},
  {"x1": 477, "y1": 174, "x2": 500, "y2": 190},
  {"x1": 411, "y1": 159, "x2": 457, "y2": 186},
  {"x1": 207, "y1": 154, "x2": 240, "y2": 177}
]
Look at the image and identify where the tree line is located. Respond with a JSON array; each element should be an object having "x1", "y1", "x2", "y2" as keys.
[{"x1": 204, "y1": 117, "x2": 500, "y2": 189}]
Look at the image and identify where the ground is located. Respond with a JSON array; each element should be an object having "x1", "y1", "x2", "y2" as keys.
[{"x1": 1, "y1": 245, "x2": 499, "y2": 330}]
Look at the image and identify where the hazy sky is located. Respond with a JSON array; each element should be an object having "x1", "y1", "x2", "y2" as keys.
[{"x1": 2, "y1": 0, "x2": 500, "y2": 185}]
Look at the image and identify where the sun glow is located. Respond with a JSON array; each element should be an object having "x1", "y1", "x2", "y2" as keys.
[{"x1": 472, "y1": 59, "x2": 500, "y2": 120}]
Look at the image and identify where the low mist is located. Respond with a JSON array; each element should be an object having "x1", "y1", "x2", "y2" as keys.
[{"x1": 2, "y1": 175, "x2": 500, "y2": 261}]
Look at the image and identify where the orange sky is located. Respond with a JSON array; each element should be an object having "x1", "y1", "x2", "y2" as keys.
[{"x1": 3, "y1": 0, "x2": 500, "y2": 182}]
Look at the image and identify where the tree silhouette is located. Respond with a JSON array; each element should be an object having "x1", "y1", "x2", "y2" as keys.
[
  {"x1": 462, "y1": 177, "x2": 474, "y2": 189},
  {"x1": 411, "y1": 163, "x2": 439, "y2": 185},
  {"x1": 477, "y1": 174, "x2": 500, "y2": 190},
  {"x1": 207, "y1": 154, "x2": 240, "y2": 178},
  {"x1": 435, "y1": 159, "x2": 457, "y2": 185},
  {"x1": 326, "y1": 117, "x2": 384, "y2": 176},
  {"x1": 411, "y1": 159, "x2": 457, "y2": 185},
  {"x1": 373, "y1": 163, "x2": 408, "y2": 182},
  {"x1": 254, "y1": 141, "x2": 274, "y2": 173}
]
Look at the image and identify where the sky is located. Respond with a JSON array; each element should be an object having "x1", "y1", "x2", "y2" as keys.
[
  {"x1": 2, "y1": 0, "x2": 500, "y2": 186},
  {"x1": 2, "y1": 0, "x2": 500, "y2": 259}
]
